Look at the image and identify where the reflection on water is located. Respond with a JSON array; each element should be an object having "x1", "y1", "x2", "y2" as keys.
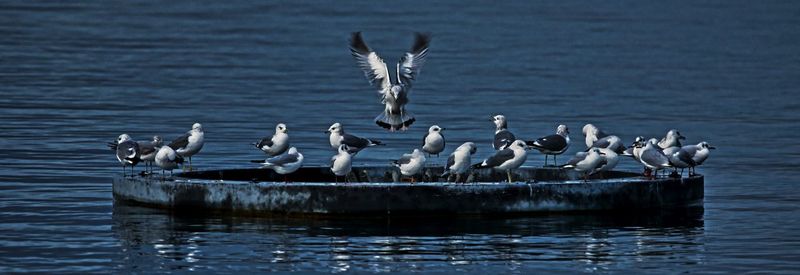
[{"x1": 112, "y1": 202, "x2": 704, "y2": 272}]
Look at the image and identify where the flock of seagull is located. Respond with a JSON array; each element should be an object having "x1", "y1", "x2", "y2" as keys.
[
  {"x1": 108, "y1": 118, "x2": 715, "y2": 183},
  {"x1": 107, "y1": 32, "x2": 715, "y2": 182}
]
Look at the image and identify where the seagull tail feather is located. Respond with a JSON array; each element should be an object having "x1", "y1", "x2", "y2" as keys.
[{"x1": 375, "y1": 111, "x2": 415, "y2": 131}]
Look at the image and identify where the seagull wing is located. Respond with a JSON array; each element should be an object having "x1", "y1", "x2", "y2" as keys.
[
  {"x1": 397, "y1": 32, "x2": 431, "y2": 88},
  {"x1": 445, "y1": 154, "x2": 456, "y2": 170},
  {"x1": 265, "y1": 152, "x2": 299, "y2": 167},
  {"x1": 168, "y1": 133, "x2": 190, "y2": 150},
  {"x1": 482, "y1": 148, "x2": 515, "y2": 168},
  {"x1": 350, "y1": 32, "x2": 391, "y2": 92}
]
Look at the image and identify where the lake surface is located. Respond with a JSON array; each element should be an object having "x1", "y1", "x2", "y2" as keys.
[{"x1": 1, "y1": 0, "x2": 799, "y2": 273}]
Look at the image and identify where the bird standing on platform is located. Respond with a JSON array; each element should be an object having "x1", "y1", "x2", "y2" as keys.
[
  {"x1": 326, "y1": 123, "x2": 383, "y2": 154},
  {"x1": 138, "y1": 135, "x2": 163, "y2": 173},
  {"x1": 331, "y1": 144, "x2": 354, "y2": 182},
  {"x1": 422, "y1": 125, "x2": 445, "y2": 157},
  {"x1": 442, "y1": 142, "x2": 477, "y2": 183},
  {"x1": 108, "y1": 134, "x2": 140, "y2": 176},
  {"x1": 168, "y1": 123, "x2": 204, "y2": 171},
  {"x1": 492, "y1": 115, "x2": 516, "y2": 150},
  {"x1": 155, "y1": 145, "x2": 183, "y2": 179},
  {"x1": 254, "y1": 123, "x2": 290, "y2": 157},
  {"x1": 526, "y1": 124, "x2": 570, "y2": 166},
  {"x1": 473, "y1": 140, "x2": 528, "y2": 183},
  {"x1": 260, "y1": 147, "x2": 304, "y2": 181},
  {"x1": 392, "y1": 148, "x2": 426, "y2": 183}
]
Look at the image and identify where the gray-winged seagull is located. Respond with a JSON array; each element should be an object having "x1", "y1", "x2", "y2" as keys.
[
  {"x1": 391, "y1": 148, "x2": 427, "y2": 182},
  {"x1": 441, "y1": 142, "x2": 477, "y2": 183},
  {"x1": 168, "y1": 123, "x2": 204, "y2": 171},
  {"x1": 492, "y1": 115, "x2": 516, "y2": 150},
  {"x1": 326, "y1": 122, "x2": 383, "y2": 154},
  {"x1": 422, "y1": 125, "x2": 445, "y2": 157},
  {"x1": 472, "y1": 140, "x2": 528, "y2": 183},
  {"x1": 254, "y1": 123, "x2": 290, "y2": 157}
]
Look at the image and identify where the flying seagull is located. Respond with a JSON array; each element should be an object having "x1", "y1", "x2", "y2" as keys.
[
  {"x1": 422, "y1": 125, "x2": 445, "y2": 157},
  {"x1": 526, "y1": 124, "x2": 570, "y2": 166},
  {"x1": 349, "y1": 31, "x2": 431, "y2": 131}
]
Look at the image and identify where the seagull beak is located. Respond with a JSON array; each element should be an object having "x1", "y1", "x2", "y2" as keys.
[
  {"x1": 324, "y1": 130, "x2": 330, "y2": 134},
  {"x1": 709, "y1": 146, "x2": 716, "y2": 150},
  {"x1": 679, "y1": 135, "x2": 686, "y2": 140},
  {"x1": 599, "y1": 152, "x2": 607, "y2": 155}
]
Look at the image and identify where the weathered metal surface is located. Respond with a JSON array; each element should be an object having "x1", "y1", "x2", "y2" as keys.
[{"x1": 112, "y1": 166, "x2": 704, "y2": 215}]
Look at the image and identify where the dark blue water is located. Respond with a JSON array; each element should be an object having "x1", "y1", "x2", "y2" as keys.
[{"x1": 1, "y1": 0, "x2": 799, "y2": 273}]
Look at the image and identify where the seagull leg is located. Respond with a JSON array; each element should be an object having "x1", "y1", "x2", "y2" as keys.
[
  {"x1": 507, "y1": 170, "x2": 512, "y2": 183},
  {"x1": 543, "y1": 155, "x2": 548, "y2": 167},
  {"x1": 554, "y1": 155, "x2": 558, "y2": 166}
]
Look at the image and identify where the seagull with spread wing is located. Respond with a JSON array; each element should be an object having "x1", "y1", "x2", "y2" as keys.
[{"x1": 349, "y1": 32, "x2": 431, "y2": 131}]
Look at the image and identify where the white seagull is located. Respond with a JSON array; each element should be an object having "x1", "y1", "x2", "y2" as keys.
[
  {"x1": 492, "y1": 115, "x2": 516, "y2": 150},
  {"x1": 526, "y1": 124, "x2": 570, "y2": 166},
  {"x1": 563, "y1": 148, "x2": 607, "y2": 181},
  {"x1": 658, "y1": 129, "x2": 686, "y2": 149},
  {"x1": 441, "y1": 142, "x2": 477, "y2": 183},
  {"x1": 108, "y1": 134, "x2": 141, "y2": 176},
  {"x1": 349, "y1": 32, "x2": 431, "y2": 131},
  {"x1": 260, "y1": 147, "x2": 304, "y2": 181},
  {"x1": 154, "y1": 145, "x2": 184, "y2": 178},
  {"x1": 472, "y1": 140, "x2": 528, "y2": 183},
  {"x1": 669, "y1": 141, "x2": 715, "y2": 176},
  {"x1": 254, "y1": 123, "x2": 290, "y2": 157},
  {"x1": 422, "y1": 125, "x2": 445, "y2": 157},
  {"x1": 326, "y1": 123, "x2": 383, "y2": 154},
  {"x1": 582, "y1": 124, "x2": 609, "y2": 149},
  {"x1": 330, "y1": 144, "x2": 354, "y2": 182},
  {"x1": 391, "y1": 148, "x2": 427, "y2": 182},
  {"x1": 168, "y1": 123, "x2": 204, "y2": 171},
  {"x1": 637, "y1": 140, "x2": 672, "y2": 178}
]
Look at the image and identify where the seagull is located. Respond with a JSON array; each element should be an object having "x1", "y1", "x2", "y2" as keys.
[
  {"x1": 349, "y1": 31, "x2": 431, "y2": 131},
  {"x1": 259, "y1": 147, "x2": 304, "y2": 181},
  {"x1": 587, "y1": 135, "x2": 626, "y2": 154},
  {"x1": 391, "y1": 148, "x2": 427, "y2": 182},
  {"x1": 592, "y1": 148, "x2": 620, "y2": 176},
  {"x1": 669, "y1": 142, "x2": 715, "y2": 176},
  {"x1": 168, "y1": 123, "x2": 204, "y2": 171},
  {"x1": 138, "y1": 135, "x2": 163, "y2": 173},
  {"x1": 326, "y1": 123, "x2": 383, "y2": 154},
  {"x1": 562, "y1": 148, "x2": 606, "y2": 181},
  {"x1": 441, "y1": 142, "x2": 477, "y2": 183},
  {"x1": 637, "y1": 140, "x2": 672, "y2": 178},
  {"x1": 422, "y1": 125, "x2": 445, "y2": 157},
  {"x1": 658, "y1": 129, "x2": 686, "y2": 149},
  {"x1": 621, "y1": 136, "x2": 645, "y2": 159},
  {"x1": 108, "y1": 134, "x2": 140, "y2": 176},
  {"x1": 492, "y1": 115, "x2": 516, "y2": 150},
  {"x1": 155, "y1": 145, "x2": 183, "y2": 178},
  {"x1": 472, "y1": 140, "x2": 528, "y2": 183},
  {"x1": 526, "y1": 124, "x2": 570, "y2": 166},
  {"x1": 330, "y1": 144, "x2": 354, "y2": 182},
  {"x1": 254, "y1": 123, "x2": 290, "y2": 157},
  {"x1": 582, "y1": 124, "x2": 609, "y2": 149}
]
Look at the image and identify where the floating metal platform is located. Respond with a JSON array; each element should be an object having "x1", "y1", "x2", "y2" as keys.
[{"x1": 112, "y1": 166, "x2": 703, "y2": 216}]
